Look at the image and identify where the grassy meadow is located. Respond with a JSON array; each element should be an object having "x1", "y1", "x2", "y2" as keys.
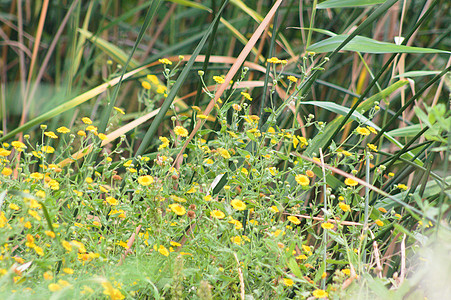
[{"x1": 0, "y1": 0, "x2": 450, "y2": 299}]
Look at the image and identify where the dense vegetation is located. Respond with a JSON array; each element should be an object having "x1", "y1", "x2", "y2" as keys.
[{"x1": 0, "y1": 0, "x2": 449, "y2": 299}]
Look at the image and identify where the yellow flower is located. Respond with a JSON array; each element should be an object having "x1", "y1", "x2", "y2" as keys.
[
  {"x1": 231, "y1": 199, "x2": 246, "y2": 211},
  {"x1": 269, "y1": 205, "x2": 279, "y2": 213},
  {"x1": 197, "y1": 114, "x2": 208, "y2": 119},
  {"x1": 232, "y1": 104, "x2": 242, "y2": 111},
  {"x1": 30, "y1": 172, "x2": 44, "y2": 180},
  {"x1": 375, "y1": 219, "x2": 384, "y2": 226},
  {"x1": 296, "y1": 254, "x2": 307, "y2": 260},
  {"x1": 302, "y1": 245, "x2": 311, "y2": 253},
  {"x1": 204, "y1": 195, "x2": 212, "y2": 202},
  {"x1": 342, "y1": 150, "x2": 352, "y2": 156},
  {"x1": 77, "y1": 130, "x2": 86, "y2": 137},
  {"x1": 170, "y1": 195, "x2": 186, "y2": 203},
  {"x1": 210, "y1": 210, "x2": 225, "y2": 219},
  {"x1": 397, "y1": 184, "x2": 408, "y2": 190},
  {"x1": 138, "y1": 175, "x2": 154, "y2": 186},
  {"x1": 41, "y1": 146, "x2": 55, "y2": 153},
  {"x1": 169, "y1": 204, "x2": 186, "y2": 216},
  {"x1": 158, "y1": 245, "x2": 169, "y2": 257},
  {"x1": 321, "y1": 222, "x2": 334, "y2": 230},
  {"x1": 287, "y1": 216, "x2": 301, "y2": 225},
  {"x1": 9, "y1": 203, "x2": 19, "y2": 210},
  {"x1": 82, "y1": 117, "x2": 92, "y2": 124},
  {"x1": 338, "y1": 202, "x2": 350, "y2": 212},
  {"x1": 378, "y1": 207, "x2": 387, "y2": 213},
  {"x1": 62, "y1": 240, "x2": 72, "y2": 252},
  {"x1": 367, "y1": 126, "x2": 377, "y2": 134},
  {"x1": 63, "y1": 268, "x2": 74, "y2": 274},
  {"x1": 34, "y1": 246, "x2": 44, "y2": 256},
  {"x1": 287, "y1": 75, "x2": 298, "y2": 83},
  {"x1": 241, "y1": 92, "x2": 252, "y2": 101},
  {"x1": 98, "y1": 133, "x2": 108, "y2": 141},
  {"x1": 170, "y1": 241, "x2": 181, "y2": 247},
  {"x1": 159, "y1": 58, "x2": 172, "y2": 65},
  {"x1": 147, "y1": 74, "x2": 159, "y2": 84},
  {"x1": 28, "y1": 210, "x2": 41, "y2": 221},
  {"x1": 57, "y1": 126, "x2": 70, "y2": 133},
  {"x1": 102, "y1": 281, "x2": 125, "y2": 300},
  {"x1": 367, "y1": 143, "x2": 378, "y2": 152},
  {"x1": 0, "y1": 148, "x2": 11, "y2": 156},
  {"x1": 283, "y1": 278, "x2": 294, "y2": 286},
  {"x1": 174, "y1": 126, "x2": 188, "y2": 137},
  {"x1": 342, "y1": 268, "x2": 351, "y2": 276},
  {"x1": 11, "y1": 141, "x2": 27, "y2": 150},
  {"x1": 44, "y1": 131, "x2": 58, "y2": 139},
  {"x1": 43, "y1": 272, "x2": 53, "y2": 280},
  {"x1": 293, "y1": 135, "x2": 299, "y2": 148},
  {"x1": 213, "y1": 76, "x2": 225, "y2": 84},
  {"x1": 295, "y1": 174, "x2": 310, "y2": 186},
  {"x1": 356, "y1": 127, "x2": 370, "y2": 136},
  {"x1": 159, "y1": 136, "x2": 170, "y2": 150},
  {"x1": 113, "y1": 107, "x2": 125, "y2": 114},
  {"x1": 48, "y1": 283, "x2": 61, "y2": 292},
  {"x1": 267, "y1": 57, "x2": 282, "y2": 64},
  {"x1": 230, "y1": 236, "x2": 243, "y2": 245},
  {"x1": 106, "y1": 197, "x2": 118, "y2": 206},
  {"x1": 1, "y1": 168, "x2": 12, "y2": 176},
  {"x1": 142, "y1": 81, "x2": 151, "y2": 90},
  {"x1": 85, "y1": 125, "x2": 97, "y2": 133},
  {"x1": 45, "y1": 230, "x2": 55, "y2": 238},
  {"x1": 217, "y1": 148, "x2": 231, "y2": 159},
  {"x1": 344, "y1": 178, "x2": 358, "y2": 186},
  {"x1": 312, "y1": 289, "x2": 328, "y2": 298},
  {"x1": 228, "y1": 219, "x2": 243, "y2": 230}
]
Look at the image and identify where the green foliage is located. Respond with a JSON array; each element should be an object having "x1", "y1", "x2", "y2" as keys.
[{"x1": 0, "y1": 0, "x2": 449, "y2": 299}]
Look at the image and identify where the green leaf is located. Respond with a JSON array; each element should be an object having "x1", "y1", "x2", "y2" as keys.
[
  {"x1": 317, "y1": 0, "x2": 386, "y2": 9},
  {"x1": 167, "y1": 0, "x2": 211, "y2": 12},
  {"x1": 394, "y1": 71, "x2": 441, "y2": 78},
  {"x1": 387, "y1": 124, "x2": 425, "y2": 137},
  {"x1": 287, "y1": 257, "x2": 303, "y2": 279},
  {"x1": 307, "y1": 35, "x2": 450, "y2": 54}
]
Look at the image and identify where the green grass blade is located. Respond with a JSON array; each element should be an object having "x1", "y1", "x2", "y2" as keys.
[
  {"x1": 317, "y1": 0, "x2": 386, "y2": 9},
  {"x1": 394, "y1": 70, "x2": 441, "y2": 78},
  {"x1": 307, "y1": 35, "x2": 451, "y2": 54}
]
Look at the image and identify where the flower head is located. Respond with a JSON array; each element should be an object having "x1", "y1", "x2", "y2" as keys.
[
  {"x1": 138, "y1": 175, "x2": 154, "y2": 186},
  {"x1": 213, "y1": 76, "x2": 225, "y2": 84},
  {"x1": 312, "y1": 289, "x2": 328, "y2": 298},
  {"x1": 287, "y1": 215, "x2": 301, "y2": 225},
  {"x1": 356, "y1": 127, "x2": 370, "y2": 136},
  {"x1": 57, "y1": 126, "x2": 70, "y2": 134},
  {"x1": 169, "y1": 204, "x2": 186, "y2": 216},
  {"x1": 210, "y1": 210, "x2": 225, "y2": 219},
  {"x1": 174, "y1": 126, "x2": 188, "y2": 137},
  {"x1": 338, "y1": 202, "x2": 350, "y2": 212},
  {"x1": 344, "y1": 178, "x2": 358, "y2": 187},
  {"x1": 321, "y1": 222, "x2": 334, "y2": 230},
  {"x1": 231, "y1": 199, "x2": 246, "y2": 211},
  {"x1": 295, "y1": 174, "x2": 310, "y2": 186},
  {"x1": 159, "y1": 58, "x2": 172, "y2": 65},
  {"x1": 283, "y1": 278, "x2": 294, "y2": 286}
]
